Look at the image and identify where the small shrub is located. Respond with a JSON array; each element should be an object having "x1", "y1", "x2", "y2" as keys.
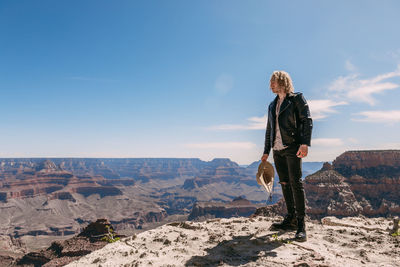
[
  {"x1": 272, "y1": 233, "x2": 278, "y2": 242},
  {"x1": 271, "y1": 233, "x2": 292, "y2": 244},
  {"x1": 101, "y1": 225, "x2": 121, "y2": 243}
]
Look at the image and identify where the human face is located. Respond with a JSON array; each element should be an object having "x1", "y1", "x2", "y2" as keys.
[{"x1": 270, "y1": 80, "x2": 282, "y2": 94}]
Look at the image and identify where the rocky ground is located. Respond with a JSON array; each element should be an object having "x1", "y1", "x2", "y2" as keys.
[
  {"x1": 65, "y1": 215, "x2": 399, "y2": 267},
  {"x1": 12, "y1": 219, "x2": 124, "y2": 267}
]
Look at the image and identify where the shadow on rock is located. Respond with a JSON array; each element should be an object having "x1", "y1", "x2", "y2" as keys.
[{"x1": 185, "y1": 233, "x2": 284, "y2": 267}]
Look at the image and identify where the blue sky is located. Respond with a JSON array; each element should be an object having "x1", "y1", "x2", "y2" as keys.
[{"x1": 1, "y1": 0, "x2": 400, "y2": 164}]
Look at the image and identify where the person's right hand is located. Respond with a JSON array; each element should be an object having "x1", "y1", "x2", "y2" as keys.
[{"x1": 261, "y1": 154, "x2": 269, "y2": 162}]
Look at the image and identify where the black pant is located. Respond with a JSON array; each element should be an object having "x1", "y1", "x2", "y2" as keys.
[{"x1": 273, "y1": 144, "x2": 306, "y2": 218}]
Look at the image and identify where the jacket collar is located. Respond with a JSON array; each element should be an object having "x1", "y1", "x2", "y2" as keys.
[{"x1": 271, "y1": 93, "x2": 293, "y2": 115}]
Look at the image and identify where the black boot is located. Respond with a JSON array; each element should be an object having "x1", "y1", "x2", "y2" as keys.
[
  {"x1": 270, "y1": 214, "x2": 297, "y2": 231},
  {"x1": 295, "y1": 217, "x2": 307, "y2": 242}
]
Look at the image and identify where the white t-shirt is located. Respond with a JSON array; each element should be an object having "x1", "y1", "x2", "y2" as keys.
[{"x1": 273, "y1": 96, "x2": 288, "y2": 151}]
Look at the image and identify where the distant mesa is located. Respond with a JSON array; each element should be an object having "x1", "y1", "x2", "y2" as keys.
[
  {"x1": 181, "y1": 158, "x2": 255, "y2": 190},
  {"x1": 35, "y1": 159, "x2": 61, "y2": 172},
  {"x1": 231, "y1": 196, "x2": 252, "y2": 205},
  {"x1": 208, "y1": 158, "x2": 239, "y2": 167},
  {"x1": 321, "y1": 161, "x2": 333, "y2": 171},
  {"x1": 332, "y1": 150, "x2": 400, "y2": 176},
  {"x1": 188, "y1": 196, "x2": 263, "y2": 221}
]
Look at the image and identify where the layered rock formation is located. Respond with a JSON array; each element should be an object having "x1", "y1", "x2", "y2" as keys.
[
  {"x1": 182, "y1": 158, "x2": 252, "y2": 190},
  {"x1": 332, "y1": 150, "x2": 400, "y2": 173},
  {"x1": 0, "y1": 157, "x2": 322, "y2": 253},
  {"x1": 305, "y1": 167, "x2": 363, "y2": 218},
  {"x1": 0, "y1": 158, "x2": 322, "y2": 206},
  {"x1": 0, "y1": 159, "x2": 167, "y2": 252},
  {"x1": 304, "y1": 150, "x2": 400, "y2": 218},
  {"x1": 0, "y1": 158, "x2": 209, "y2": 182},
  {"x1": 0, "y1": 165, "x2": 124, "y2": 202}
]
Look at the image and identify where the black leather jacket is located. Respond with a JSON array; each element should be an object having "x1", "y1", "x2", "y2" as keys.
[{"x1": 263, "y1": 92, "x2": 313, "y2": 155}]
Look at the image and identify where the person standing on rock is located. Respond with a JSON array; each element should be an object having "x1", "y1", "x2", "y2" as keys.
[{"x1": 261, "y1": 70, "x2": 313, "y2": 242}]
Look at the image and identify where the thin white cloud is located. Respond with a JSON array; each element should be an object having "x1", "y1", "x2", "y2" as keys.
[
  {"x1": 388, "y1": 48, "x2": 400, "y2": 59},
  {"x1": 208, "y1": 115, "x2": 266, "y2": 131},
  {"x1": 308, "y1": 99, "x2": 348, "y2": 120},
  {"x1": 328, "y1": 65, "x2": 400, "y2": 105},
  {"x1": 209, "y1": 99, "x2": 347, "y2": 131},
  {"x1": 345, "y1": 60, "x2": 357, "y2": 72},
  {"x1": 380, "y1": 142, "x2": 400, "y2": 149},
  {"x1": 353, "y1": 110, "x2": 400, "y2": 123},
  {"x1": 215, "y1": 74, "x2": 234, "y2": 94},
  {"x1": 312, "y1": 138, "x2": 344, "y2": 147},
  {"x1": 184, "y1": 142, "x2": 256, "y2": 149},
  {"x1": 347, "y1": 137, "x2": 359, "y2": 144}
]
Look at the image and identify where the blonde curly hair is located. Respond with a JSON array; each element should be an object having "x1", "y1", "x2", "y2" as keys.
[{"x1": 269, "y1": 70, "x2": 294, "y2": 94}]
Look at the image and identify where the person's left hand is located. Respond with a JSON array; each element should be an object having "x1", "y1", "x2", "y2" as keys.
[
  {"x1": 256, "y1": 175, "x2": 262, "y2": 185},
  {"x1": 296, "y1": 145, "x2": 308, "y2": 158}
]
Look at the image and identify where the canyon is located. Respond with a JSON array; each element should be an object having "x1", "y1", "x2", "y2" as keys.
[
  {"x1": 0, "y1": 157, "x2": 323, "y2": 255},
  {"x1": 1, "y1": 150, "x2": 400, "y2": 265}
]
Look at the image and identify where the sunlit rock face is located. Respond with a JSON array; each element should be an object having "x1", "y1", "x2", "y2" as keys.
[{"x1": 304, "y1": 150, "x2": 400, "y2": 218}]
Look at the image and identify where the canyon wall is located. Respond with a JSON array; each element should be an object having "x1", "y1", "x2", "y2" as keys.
[{"x1": 304, "y1": 150, "x2": 400, "y2": 218}]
